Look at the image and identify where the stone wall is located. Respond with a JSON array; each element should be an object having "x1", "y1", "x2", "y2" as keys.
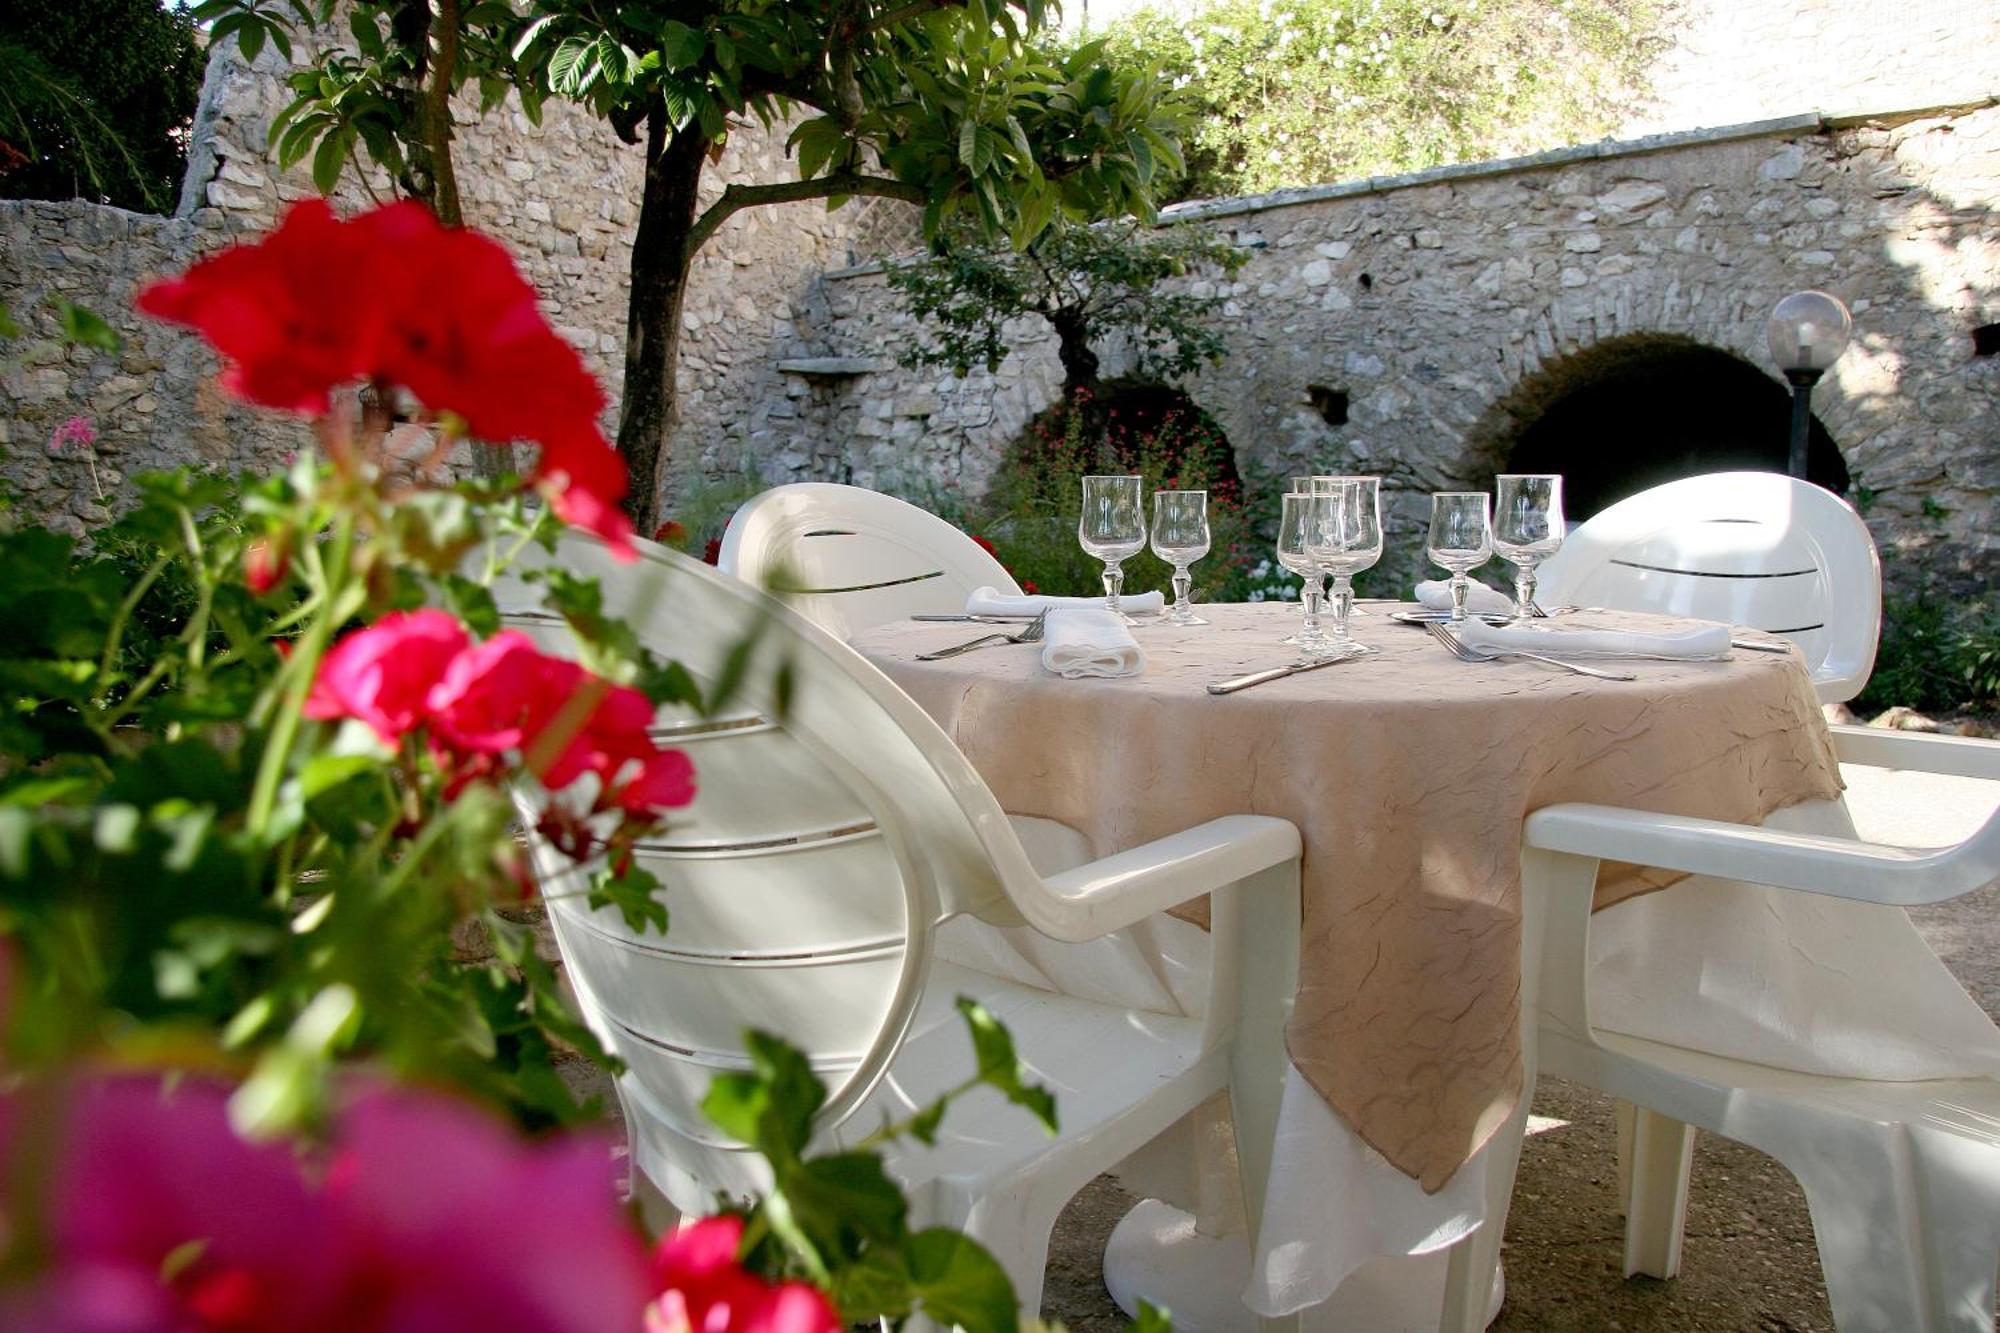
[
  {"x1": 775, "y1": 105, "x2": 2000, "y2": 593},
  {"x1": 1, "y1": 32, "x2": 885, "y2": 532}
]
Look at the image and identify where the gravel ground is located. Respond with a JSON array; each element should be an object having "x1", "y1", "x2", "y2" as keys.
[{"x1": 1041, "y1": 879, "x2": 2000, "y2": 1331}]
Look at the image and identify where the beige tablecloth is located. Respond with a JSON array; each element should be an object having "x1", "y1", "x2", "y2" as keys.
[{"x1": 852, "y1": 603, "x2": 1843, "y2": 1191}]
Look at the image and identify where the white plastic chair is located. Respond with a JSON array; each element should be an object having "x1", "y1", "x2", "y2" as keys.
[
  {"x1": 1511, "y1": 727, "x2": 2000, "y2": 1331},
  {"x1": 719, "y1": 482, "x2": 1021, "y2": 637},
  {"x1": 1535, "y1": 471, "x2": 1880, "y2": 704},
  {"x1": 491, "y1": 534, "x2": 1302, "y2": 1328}
]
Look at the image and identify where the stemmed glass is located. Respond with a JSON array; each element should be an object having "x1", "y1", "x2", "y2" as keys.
[
  {"x1": 1276, "y1": 491, "x2": 1333, "y2": 655},
  {"x1": 1426, "y1": 492, "x2": 1494, "y2": 623},
  {"x1": 1492, "y1": 474, "x2": 1564, "y2": 622},
  {"x1": 1282, "y1": 477, "x2": 1324, "y2": 643},
  {"x1": 1151, "y1": 490, "x2": 1211, "y2": 626},
  {"x1": 1079, "y1": 475, "x2": 1147, "y2": 623},
  {"x1": 1308, "y1": 476, "x2": 1383, "y2": 653}
]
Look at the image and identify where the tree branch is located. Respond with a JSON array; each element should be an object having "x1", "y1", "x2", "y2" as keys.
[{"x1": 686, "y1": 172, "x2": 923, "y2": 254}]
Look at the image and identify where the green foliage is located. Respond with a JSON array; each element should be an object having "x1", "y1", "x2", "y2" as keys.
[
  {"x1": 968, "y1": 383, "x2": 1269, "y2": 602},
  {"x1": 0, "y1": 0, "x2": 205, "y2": 212},
  {"x1": 885, "y1": 218, "x2": 1246, "y2": 391},
  {"x1": 1855, "y1": 597, "x2": 2000, "y2": 717},
  {"x1": 510, "y1": 1, "x2": 1183, "y2": 250},
  {"x1": 703, "y1": 1004, "x2": 1058, "y2": 1333},
  {"x1": 197, "y1": 0, "x2": 535, "y2": 206},
  {"x1": 1095, "y1": 0, "x2": 1666, "y2": 200},
  {"x1": 0, "y1": 467, "x2": 643, "y2": 1135}
]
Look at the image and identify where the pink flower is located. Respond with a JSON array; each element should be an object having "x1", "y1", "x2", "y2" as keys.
[
  {"x1": 305, "y1": 609, "x2": 470, "y2": 745},
  {"x1": 0, "y1": 1075, "x2": 652, "y2": 1333},
  {"x1": 47, "y1": 415, "x2": 96, "y2": 456},
  {"x1": 425, "y1": 630, "x2": 573, "y2": 758},
  {"x1": 645, "y1": 1216, "x2": 841, "y2": 1333}
]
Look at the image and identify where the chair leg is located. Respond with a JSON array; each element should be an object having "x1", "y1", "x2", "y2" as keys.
[
  {"x1": 1788, "y1": 1134, "x2": 2000, "y2": 1333},
  {"x1": 1225, "y1": 862, "x2": 1303, "y2": 1333},
  {"x1": 1621, "y1": 1106, "x2": 1695, "y2": 1279},
  {"x1": 950, "y1": 1185, "x2": 1067, "y2": 1320},
  {"x1": 630, "y1": 1162, "x2": 682, "y2": 1239}
]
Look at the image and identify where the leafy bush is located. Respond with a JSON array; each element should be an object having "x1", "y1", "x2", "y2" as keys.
[
  {"x1": 0, "y1": 0, "x2": 204, "y2": 212},
  {"x1": 958, "y1": 382, "x2": 1272, "y2": 603},
  {"x1": 1094, "y1": 0, "x2": 1667, "y2": 201},
  {"x1": 1854, "y1": 598, "x2": 2000, "y2": 717}
]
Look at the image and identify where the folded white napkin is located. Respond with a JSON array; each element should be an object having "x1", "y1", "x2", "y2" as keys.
[
  {"x1": 968, "y1": 585, "x2": 1165, "y2": 617},
  {"x1": 1413, "y1": 579, "x2": 1514, "y2": 616},
  {"x1": 1457, "y1": 619, "x2": 1732, "y2": 660},
  {"x1": 1041, "y1": 609, "x2": 1147, "y2": 678}
]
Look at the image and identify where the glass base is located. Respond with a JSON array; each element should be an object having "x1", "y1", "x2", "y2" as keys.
[
  {"x1": 1163, "y1": 609, "x2": 1210, "y2": 626},
  {"x1": 1316, "y1": 635, "x2": 1374, "y2": 658}
]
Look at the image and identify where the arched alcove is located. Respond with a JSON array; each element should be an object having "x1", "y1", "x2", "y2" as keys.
[{"x1": 1483, "y1": 335, "x2": 1849, "y2": 518}]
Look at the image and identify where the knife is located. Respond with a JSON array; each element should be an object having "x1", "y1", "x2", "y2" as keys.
[{"x1": 1209, "y1": 653, "x2": 1363, "y2": 695}]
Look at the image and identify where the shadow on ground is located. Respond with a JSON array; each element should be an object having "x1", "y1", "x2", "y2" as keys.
[{"x1": 1042, "y1": 880, "x2": 2000, "y2": 1330}]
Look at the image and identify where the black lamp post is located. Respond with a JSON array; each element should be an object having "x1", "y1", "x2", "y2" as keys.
[{"x1": 1766, "y1": 290, "x2": 1853, "y2": 479}]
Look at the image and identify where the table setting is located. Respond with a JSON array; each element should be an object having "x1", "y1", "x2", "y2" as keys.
[{"x1": 845, "y1": 469, "x2": 2000, "y2": 1329}]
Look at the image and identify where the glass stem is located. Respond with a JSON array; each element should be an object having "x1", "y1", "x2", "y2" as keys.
[
  {"x1": 1171, "y1": 565, "x2": 1193, "y2": 620},
  {"x1": 1101, "y1": 561, "x2": 1125, "y2": 614},
  {"x1": 1450, "y1": 573, "x2": 1470, "y2": 623},
  {"x1": 1330, "y1": 575, "x2": 1354, "y2": 640},
  {"x1": 1514, "y1": 564, "x2": 1538, "y2": 620},
  {"x1": 1301, "y1": 585, "x2": 1323, "y2": 638}
]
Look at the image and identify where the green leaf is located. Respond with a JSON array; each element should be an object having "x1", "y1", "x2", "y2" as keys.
[
  {"x1": 958, "y1": 118, "x2": 979, "y2": 170},
  {"x1": 659, "y1": 20, "x2": 705, "y2": 71},
  {"x1": 310, "y1": 126, "x2": 347, "y2": 194},
  {"x1": 904, "y1": 1228, "x2": 1018, "y2": 1333},
  {"x1": 52, "y1": 300, "x2": 121, "y2": 353},
  {"x1": 585, "y1": 862, "x2": 668, "y2": 936},
  {"x1": 789, "y1": 1151, "x2": 908, "y2": 1246},
  {"x1": 700, "y1": 1029, "x2": 825, "y2": 1159},
  {"x1": 828, "y1": 1251, "x2": 915, "y2": 1325},
  {"x1": 956, "y1": 996, "x2": 1058, "y2": 1134},
  {"x1": 1134, "y1": 1299, "x2": 1175, "y2": 1333},
  {"x1": 547, "y1": 35, "x2": 596, "y2": 95}
]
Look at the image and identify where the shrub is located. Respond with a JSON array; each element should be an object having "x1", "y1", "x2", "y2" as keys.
[{"x1": 1854, "y1": 597, "x2": 2000, "y2": 717}]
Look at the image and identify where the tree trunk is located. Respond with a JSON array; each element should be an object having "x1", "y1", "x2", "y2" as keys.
[
  {"x1": 615, "y1": 109, "x2": 709, "y2": 535},
  {"x1": 1050, "y1": 307, "x2": 1099, "y2": 396},
  {"x1": 416, "y1": 0, "x2": 463, "y2": 229}
]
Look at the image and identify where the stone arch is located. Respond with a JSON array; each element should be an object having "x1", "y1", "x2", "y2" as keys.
[{"x1": 1464, "y1": 332, "x2": 1848, "y2": 519}]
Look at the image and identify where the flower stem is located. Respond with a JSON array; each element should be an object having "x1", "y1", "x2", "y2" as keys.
[{"x1": 247, "y1": 508, "x2": 356, "y2": 839}]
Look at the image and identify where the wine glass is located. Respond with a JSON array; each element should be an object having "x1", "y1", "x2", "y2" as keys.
[
  {"x1": 1276, "y1": 491, "x2": 1333, "y2": 654},
  {"x1": 1282, "y1": 476, "x2": 1325, "y2": 642},
  {"x1": 1151, "y1": 490, "x2": 1211, "y2": 626},
  {"x1": 1079, "y1": 475, "x2": 1146, "y2": 623},
  {"x1": 1426, "y1": 492, "x2": 1493, "y2": 623},
  {"x1": 1308, "y1": 476, "x2": 1383, "y2": 653},
  {"x1": 1492, "y1": 474, "x2": 1564, "y2": 622}
]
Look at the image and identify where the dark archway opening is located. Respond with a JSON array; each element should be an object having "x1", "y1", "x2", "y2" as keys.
[{"x1": 1498, "y1": 338, "x2": 1849, "y2": 518}]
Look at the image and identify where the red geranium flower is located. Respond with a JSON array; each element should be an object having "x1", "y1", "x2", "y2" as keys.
[
  {"x1": 358, "y1": 203, "x2": 606, "y2": 448},
  {"x1": 536, "y1": 428, "x2": 635, "y2": 559},
  {"x1": 137, "y1": 198, "x2": 384, "y2": 415},
  {"x1": 645, "y1": 1216, "x2": 840, "y2": 1333}
]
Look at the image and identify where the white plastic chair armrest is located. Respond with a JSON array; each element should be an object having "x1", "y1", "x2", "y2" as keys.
[
  {"x1": 1524, "y1": 802, "x2": 2000, "y2": 907},
  {"x1": 1830, "y1": 723, "x2": 2000, "y2": 780},
  {"x1": 1019, "y1": 815, "x2": 1302, "y2": 942}
]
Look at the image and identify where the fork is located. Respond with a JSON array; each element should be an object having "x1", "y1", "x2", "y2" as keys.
[
  {"x1": 917, "y1": 610, "x2": 1049, "y2": 660},
  {"x1": 1426, "y1": 621, "x2": 1636, "y2": 681}
]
